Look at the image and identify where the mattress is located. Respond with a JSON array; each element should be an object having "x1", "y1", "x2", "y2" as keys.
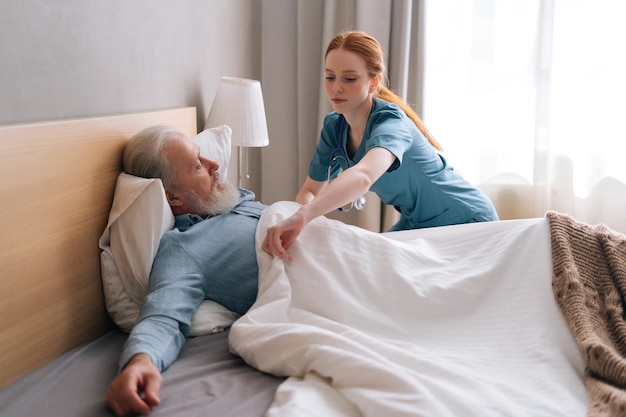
[{"x1": 0, "y1": 329, "x2": 283, "y2": 417}]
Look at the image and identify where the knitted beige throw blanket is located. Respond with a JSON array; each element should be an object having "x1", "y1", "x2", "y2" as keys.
[{"x1": 547, "y1": 211, "x2": 626, "y2": 416}]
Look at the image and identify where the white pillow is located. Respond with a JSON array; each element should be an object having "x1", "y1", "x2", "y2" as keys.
[
  {"x1": 98, "y1": 125, "x2": 240, "y2": 336},
  {"x1": 195, "y1": 124, "x2": 232, "y2": 181}
]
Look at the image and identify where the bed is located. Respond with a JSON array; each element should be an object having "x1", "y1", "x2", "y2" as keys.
[{"x1": 1, "y1": 107, "x2": 625, "y2": 417}]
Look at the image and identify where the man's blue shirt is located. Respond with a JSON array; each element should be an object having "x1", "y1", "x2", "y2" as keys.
[{"x1": 119, "y1": 189, "x2": 266, "y2": 371}]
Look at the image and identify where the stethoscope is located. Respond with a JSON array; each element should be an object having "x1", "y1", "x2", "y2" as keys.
[
  {"x1": 327, "y1": 145, "x2": 367, "y2": 212},
  {"x1": 327, "y1": 103, "x2": 375, "y2": 212}
]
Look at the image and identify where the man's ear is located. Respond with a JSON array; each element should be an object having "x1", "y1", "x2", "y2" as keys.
[{"x1": 165, "y1": 188, "x2": 183, "y2": 208}]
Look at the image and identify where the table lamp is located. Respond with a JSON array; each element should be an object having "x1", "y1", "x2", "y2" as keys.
[{"x1": 205, "y1": 77, "x2": 270, "y2": 188}]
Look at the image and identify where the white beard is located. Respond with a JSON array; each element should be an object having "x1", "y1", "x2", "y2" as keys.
[{"x1": 186, "y1": 174, "x2": 240, "y2": 217}]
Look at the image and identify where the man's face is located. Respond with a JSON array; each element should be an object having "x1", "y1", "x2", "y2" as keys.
[{"x1": 164, "y1": 136, "x2": 238, "y2": 217}]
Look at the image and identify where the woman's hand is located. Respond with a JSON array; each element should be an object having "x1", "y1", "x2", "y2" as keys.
[
  {"x1": 263, "y1": 148, "x2": 394, "y2": 260},
  {"x1": 262, "y1": 211, "x2": 307, "y2": 260}
]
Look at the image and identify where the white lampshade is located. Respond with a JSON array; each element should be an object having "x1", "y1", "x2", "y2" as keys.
[{"x1": 205, "y1": 77, "x2": 269, "y2": 147}]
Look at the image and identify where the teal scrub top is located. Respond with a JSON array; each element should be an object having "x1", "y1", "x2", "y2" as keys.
[{"x1": 308, "y1": 98, "x2": 499, "y2": 230}]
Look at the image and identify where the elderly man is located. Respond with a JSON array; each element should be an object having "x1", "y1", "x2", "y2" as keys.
[{"x1": 105, "y1": 126, "x2": 266, "y2": 417}]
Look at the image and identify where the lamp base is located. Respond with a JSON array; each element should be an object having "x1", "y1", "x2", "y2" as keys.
[{"x1": 237, "y1": 146, "x2": 251, "y2": 189}]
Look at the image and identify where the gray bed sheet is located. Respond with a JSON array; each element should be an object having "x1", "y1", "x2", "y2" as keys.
[{"x1": 0, "y1": 329, "x2": 283, "y2": 417}]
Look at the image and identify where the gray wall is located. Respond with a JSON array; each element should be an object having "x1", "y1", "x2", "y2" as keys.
[
  {"x1": 1, "y1": 1, "x2": 261, "y2": 129},
  {"x1": 1, "y1": 0, "x2": 265, "y2": 195}
]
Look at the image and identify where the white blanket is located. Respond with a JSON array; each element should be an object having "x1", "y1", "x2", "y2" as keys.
[{"x1": 229, "y1": 202, "x2": 588, "y2": 417}]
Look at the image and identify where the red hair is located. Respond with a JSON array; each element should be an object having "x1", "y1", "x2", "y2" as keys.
[{"x1": 326, "y1": 31, "x2": 443, "y2": 151}]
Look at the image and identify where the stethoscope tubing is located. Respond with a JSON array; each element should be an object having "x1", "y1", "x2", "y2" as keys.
[{"x1": 326, "y1": 111, "x2": 370, "y2": 212}]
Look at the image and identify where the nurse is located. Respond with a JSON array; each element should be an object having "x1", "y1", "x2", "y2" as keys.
[{"x1": 262, "y1": 30, "x2": 498, "y2": 260}]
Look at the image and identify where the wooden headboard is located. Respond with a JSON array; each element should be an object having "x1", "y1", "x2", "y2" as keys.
[{"x1": 0, "y1": 107, "x2": 197, "y2": 388}]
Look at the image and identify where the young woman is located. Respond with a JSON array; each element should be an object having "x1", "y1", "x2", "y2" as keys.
[{"x1": 262, "y1": 31, "x2": 498, "y2": 260}]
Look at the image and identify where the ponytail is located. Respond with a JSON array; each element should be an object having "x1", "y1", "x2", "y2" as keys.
[{"x1": 376, "y1": 86, "x2": 443, "y2": 152}]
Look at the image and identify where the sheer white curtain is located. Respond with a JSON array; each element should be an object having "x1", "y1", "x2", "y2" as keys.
[{"x1": 422, "y1": 0, "x2": 626, "y2": 232}]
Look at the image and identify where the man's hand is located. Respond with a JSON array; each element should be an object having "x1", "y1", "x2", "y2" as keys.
[{"x1": 106, "y1": 353, "x2": 163, "y2": 416}]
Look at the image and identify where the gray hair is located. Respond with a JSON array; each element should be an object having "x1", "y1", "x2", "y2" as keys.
[{"x1": 122, "y1": 125, "x2": 184, "y2": 188}]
